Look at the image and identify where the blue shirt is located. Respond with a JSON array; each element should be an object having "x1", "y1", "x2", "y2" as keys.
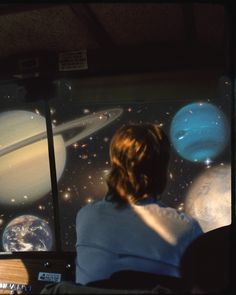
[{"x1": 75, "y1": 196, "x2": 203, "y2": 284}]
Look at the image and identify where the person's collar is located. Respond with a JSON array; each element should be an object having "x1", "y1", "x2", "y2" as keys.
[
  {"x1": 135, "y1": 195, "x2": 156, "y2": 205},
  {"x1": 135, "y1": 195, "x2": 167, "y2": 207},
  {"x1": 104, "y1": 193, "x2": 166, "y2": 207}
]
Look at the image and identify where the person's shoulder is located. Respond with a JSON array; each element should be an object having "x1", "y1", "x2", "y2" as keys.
[
  {"x1": 77, "y1": 198, "x2": 114, "y2": 216},
  {"x1": 76, "y1": 199, "x2": 103, "y2": 219},
  {"x1": 156, "y1": 204, "x2": 198, "y2": 225},
  {"x1": 174, "y1": 210, "x2": 203, "y2": 236},
  {"x1": 160, "y1": 206, "x2": 203, "y2": 237}
]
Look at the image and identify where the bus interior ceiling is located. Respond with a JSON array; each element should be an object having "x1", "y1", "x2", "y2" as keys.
[{"x1": 0, "y1": 3, "x2": 229, "y2": 80}]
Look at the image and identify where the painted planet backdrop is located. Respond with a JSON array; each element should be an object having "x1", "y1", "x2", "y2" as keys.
[
  {"x1": 0, "y1": 106, "x2": 123, "y2": 251},
  {"x1": 0, "y1": 105, "x2": 57, "y2": 251},
  {"x1": 0, "y1": 108, "x2": 122, "y2": 206},
  {"x1": 50, "y1": 98, "x2": 230, "y2": 249},
  {"x1": 0, "y1": 96, "x2": 231, "y2": 251}
]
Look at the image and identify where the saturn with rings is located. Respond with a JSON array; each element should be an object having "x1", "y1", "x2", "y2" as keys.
[
  {"x1": 0, "y1": 108, "x2": 123, "y2": 157},
  {"x1": 0, "y1": 108, "x2": 123, "y2": 205}
]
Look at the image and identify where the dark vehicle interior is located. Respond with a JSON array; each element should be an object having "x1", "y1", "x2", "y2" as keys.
[{"x1": 0, "y1": 2, "x2": 233, "y2": 294}]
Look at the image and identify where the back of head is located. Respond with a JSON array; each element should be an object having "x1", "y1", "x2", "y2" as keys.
[{"x1": 106, "y1": 123, "x2": 170, "y2": 205}]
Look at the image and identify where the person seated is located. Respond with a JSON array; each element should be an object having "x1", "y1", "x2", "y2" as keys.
[
  {"x1": 180, "y1": 225, "x2": 231, "y2": 294},
  {"x1": 75, "y1": 123, "x2": 203, "y2": 289},
  {"x1": 87, "y1": 270, "x2": 186, "y2": 293}
]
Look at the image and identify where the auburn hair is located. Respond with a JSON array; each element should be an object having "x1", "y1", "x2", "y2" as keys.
[{"x1": 106, "y1": 123, "x2": 170, "y2": 206}]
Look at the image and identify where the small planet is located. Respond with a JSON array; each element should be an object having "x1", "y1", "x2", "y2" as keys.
[
  {"x1": 0, "y1": 108, "x2": 123, "y2": 205},
  {"x1": 170, "y1": 102, "x2": 229, "y2": 162},
  {"x1": 185, "y1": 165, "x2": 231, "y2": 232},
  {"x1": 2, "y1": 215, "x2": 53, "y2": 251}
]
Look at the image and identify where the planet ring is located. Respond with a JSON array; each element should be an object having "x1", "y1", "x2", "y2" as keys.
[{"x1": 0, "y1": 108, "x2": 123, "y2": 157}]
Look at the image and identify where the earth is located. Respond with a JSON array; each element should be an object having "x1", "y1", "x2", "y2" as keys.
[{"x1": 2, "y1": 215, "x2": 53, "y2": 251}]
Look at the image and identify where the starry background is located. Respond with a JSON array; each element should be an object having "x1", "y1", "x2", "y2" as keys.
[
  {"x1": 0, "y1": 77, "x2": 231, "y2": 252},
  {"x1": 49, "y1": 86, "x2": 230, "y2": 251}
]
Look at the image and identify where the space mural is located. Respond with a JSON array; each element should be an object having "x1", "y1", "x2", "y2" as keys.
[{"x1": 0, "y1": 93, "x2": 231, "y2": 252}]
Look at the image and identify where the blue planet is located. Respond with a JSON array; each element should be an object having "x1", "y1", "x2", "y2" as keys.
[
  {"x1": 170, "y1": 102, "x2": 229, "y2": 162},
  {"x1": 2, "y1": 215, "x2": 53, "y2": 251}
]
